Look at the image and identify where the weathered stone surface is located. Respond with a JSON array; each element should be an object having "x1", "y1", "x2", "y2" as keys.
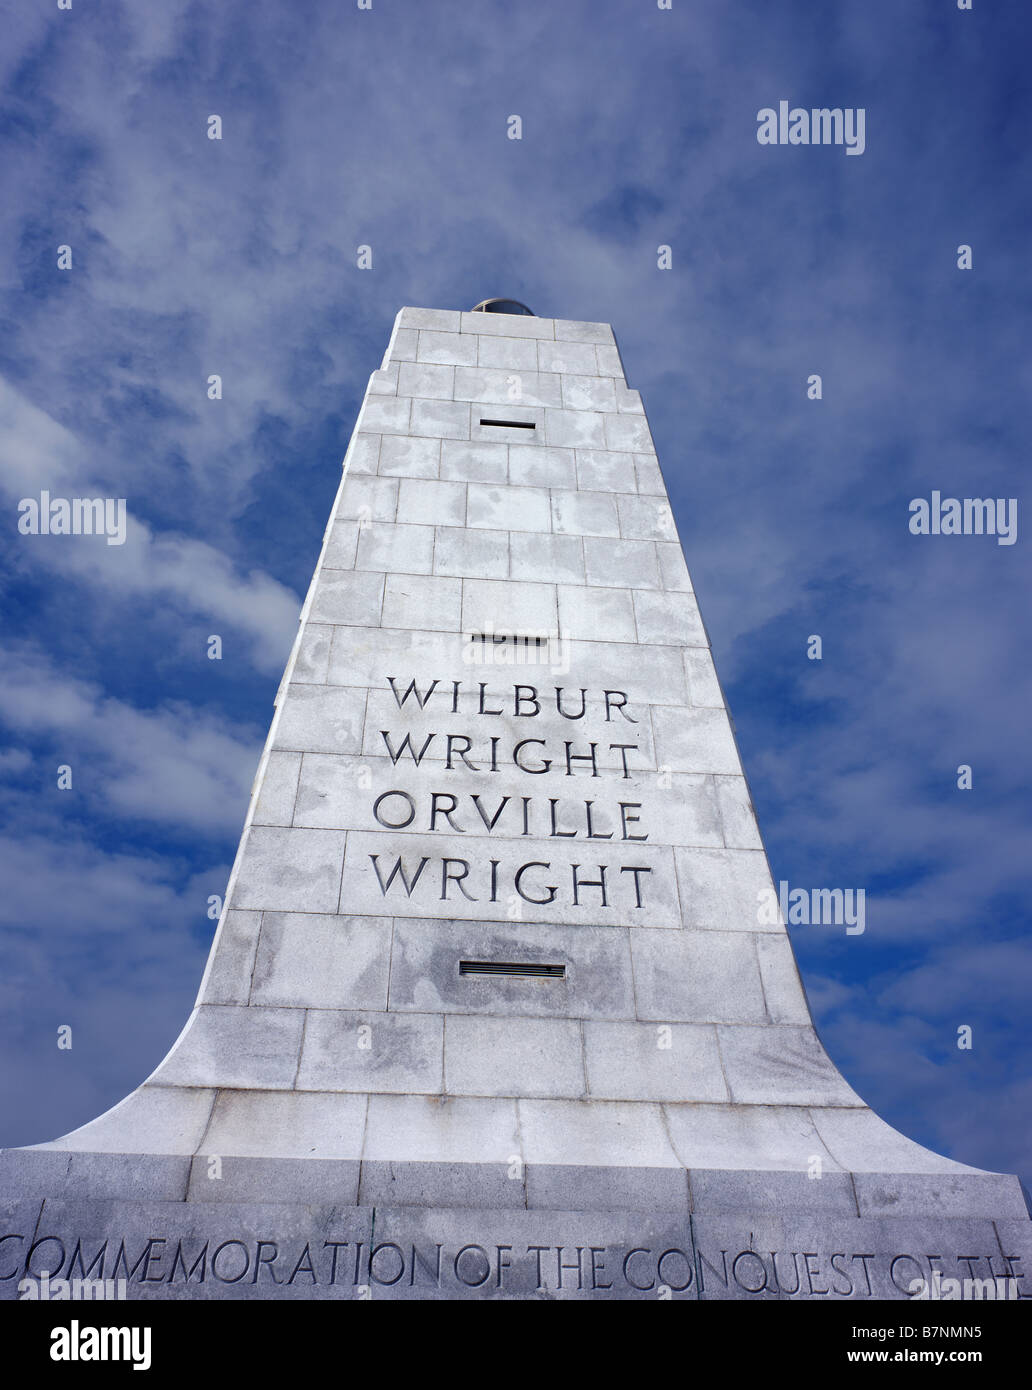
[{"x1": 0, "y1": 1198, "x2": 1023, "y2": 1300}]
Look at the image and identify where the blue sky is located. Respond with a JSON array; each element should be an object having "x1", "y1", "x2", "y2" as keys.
[{"x1": 1, "y1": 0, "x2": 1029, "y2": 1193}]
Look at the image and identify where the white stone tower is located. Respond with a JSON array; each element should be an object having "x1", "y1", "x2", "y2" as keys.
[{"x1": 2, "y1": 303, "x2": 1027, "y2": 1300}]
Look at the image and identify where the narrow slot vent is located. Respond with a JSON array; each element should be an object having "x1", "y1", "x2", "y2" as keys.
[
  {"x1": 479, "y1": 418, "x2": 536, "y2": 429},
  {"x1": 467, "y1": 632, "x2": 549, "y2": 651},
  {"x1": 459, "y1": 960, "x2": 565, "y2": 979}
]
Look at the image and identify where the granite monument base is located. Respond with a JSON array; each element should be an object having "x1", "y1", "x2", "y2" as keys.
[{"x1": 3, "y1": 1152, "x2": 1028, "y2": 1301}]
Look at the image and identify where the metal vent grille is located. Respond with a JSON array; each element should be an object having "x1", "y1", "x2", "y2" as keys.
[{"x1": 459, "y1": 960, "x2": 565, "y2": 979}]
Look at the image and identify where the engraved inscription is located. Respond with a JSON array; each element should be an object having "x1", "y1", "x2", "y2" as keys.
[
  {"x1": 4, "y1": 1229, "x2": 1025, "y2": 1299},
  {"x1": 347, "y1": 676, "x2": 670, "y2": 924}
]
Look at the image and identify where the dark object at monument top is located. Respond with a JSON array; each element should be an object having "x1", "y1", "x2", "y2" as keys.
[{"x1": 470, "y1": 298, "x2": 535, "y2": 316}]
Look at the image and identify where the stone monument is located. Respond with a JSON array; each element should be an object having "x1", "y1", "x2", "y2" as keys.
[{"x1": 2, "y1": 302, "x2": 1028, "y2": 1300}]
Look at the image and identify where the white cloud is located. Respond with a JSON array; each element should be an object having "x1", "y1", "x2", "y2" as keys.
[
  {"x1": 0, "y1": 646, "x2": 261, "y2": 832},
  {"x1": 0, "y1": 378, "x2": 300, "y2": 675}
]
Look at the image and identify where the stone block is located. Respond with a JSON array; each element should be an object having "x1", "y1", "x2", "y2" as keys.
[
  {"x1": 250, "y1": 912, "x2": 391, "y2": 1010},
  {"x1": 398, "y1": 362, "x2": 456, "y2": 401},
  {"x1": 336, "y1": 474, "x2": 399, "y2": 523},
  {"x1": 200, "y1": 1090, "x2": 367, "y2": 1159},
  {"x1": 656, "y1": 540, "x2": 693, "y2": 591},
  {"x1": 604, "y1": 413, "x2": 653, "y2": 454},
  {"x1": 444, "y1": 1017, "x2": 585, "y2": 1098},
  {"x1": 551, "y1": 488, "x2": 621, "y2": 538},
  {"x1": 355, "y1": 521, "x2": 435, "y2": 575},
  {"x1": 322, "y1": 520, "x2": 359, "y2": 568},
  {"x1": 561, "y1": 375, "x2": 617, "y2": 412},
  {"x1": 368, "y1": 363, "x2": 398, "y2": 395},
  {"x1": 271, "y1": 684, "x2": 366, "y2": 755},
  {"x1": 460, "y1": 312, "x2": 554, "y2": 339},
  {"x1": 575, "y1": 449, "x2": 635, "y2": 493},
  {"x1": 150, "y1": 1005, "x2": 306, "y2": 1090},
  {"x1": 527, "y1": 1164, "x2": 687, "y2": 1214},
  {"x1": 613, "y1": 383, "x2": 644, "y2": 414},
  {"x1": 290, "y1": 624, "x2": 332, "y2": 683},
  {"x1": 364, "y1": 1094, "x2": 520, "y2": 1171},
  {"x1": 467, "y1": 482, "x2": 551, "y2": 533},
  {"x1": 557, "y1": 585, "x2": 636, "y2": 642},
  {"x1": 46, "y1": 1085, "x2": 216, "y2": 1156},
  {"x1": 538, "y1": 340, "x2": 600, "y2": 376},
  {"x1": 684, "y1": 647, "x2": 724, "y2": 708},
  {"x1": 461, "y1": 577, "x2": 557, "y2": 632},
  {"x1": 508, "y1": 444, "x2": 576, "y2": 488},
  {"x1": 387, "y1": 326, "x2": 418, "y2": 361},
  {"x1": 594, "y1": 344, "x2": 624, "y2": 376},
  {"x1": 343, "y1": 432, "x2": 381, "y2": 475},
  {"x1": 296, "y1": 1010, "x2": 443, "y2": 1094},
  {"x1": 630, "y1": 930, "x2": 768, "y2": 1023},
  {"x1": 672, "y1": 846, "x2": 780, "y2": 930},
  {"x1": 186, "y1": 1155, "x2": 361, "y2": 1206},
  {"x1": 653, "y1": 706, "x2": 741, "y2": 774},
  {"x1": 308, "y1": 569, "x2": 385, "y2": 626},
  {"x1": 417, "y1": 330, "x2": 479, "y2": 367},
  {"x1": 387, "y1": 917, "x2": 635, "y2": 1020},
  {"x1": 662, "y1": 1102, "x2": 842, "y2": 1174},
  {"x1": 479, "y1": 335, "x2": 539, "y2": 371},
  {"x1": 518, "y1": 1099, "x2": 681, "y2": 1172},
  {"x1": 634, "y1": 455, "x2": 667, "y2": 495},
  {"x1": 229, "y1": 827, "x2": 346, "y2": 914},
  {"x1": 357, "y1": 397, "x2": 411, "y2": 436},
  {"x1": 807, "y1": 1107, "x2": 986, "y2": 1176},
  {"x1": 440, "y1": 440, "x2": 508, "y2": 483},
  {"x1": 617, "y1": 494, "x2": 677, "y2": 540},
  {"x1": 455, "y1": 366, "x2": 562, "y2": 409},
  {"x1": 325, "y1": 624, "x2": 459, "y2": 690},
  {"x1": 382, "y1": 573, "x2": 462, "y2": 631},
  {"x1": 395, "y1": 477, "x2": 467, "y2": 527},
  {"x1": 252, "y1": 751, "x2": 301, "y2": 826},
  {"x1": 398, "y1": 307, "x2": 461, "y2": 332},
  {"x1": 510, "y1": 532, "x2": 585, "y2": 584},
  {"x1": 583, "y1": 1022, "x2": 729, "y2": 1102},
  {"x1": 690, "y1": 1169, "x2": 859, "y2": 1216},
  {"x1": 717, "y1": 1025, "x2": 866, "y2": 1108},
  {"x1": 545, "y1": 407, "x2": 606, "y2": 450},
  {"x1": 554, "y1": 320, "x2": 616, "y2": 345},
  {"x1": 755, "y1": 934, "x2": 812, "y2": 1025},
  {"x1": 633, "y1": 591, "x2": 707, "y2": 646},
  {"x1": 470, "y1": 408, "x2": 544, "y2": 445},
  {"x1": 433, "y1": 526, "x2": 510, "y2": 578},
  {"x1": 377, "y1": 435, "x2": 441, "y2": 479},
  {"x1": 583, "y1": 537, "x2": 660, "y2": 589},
  {"x1": 853, "y1": 1173, "x2": 1029, "y2": 1222},
  {"x1": 199, "y1": 912, "x2": 262, "y2": 1006},
  {"x1": 411, "y1": 399, "x2": 470, "y2": 440}
]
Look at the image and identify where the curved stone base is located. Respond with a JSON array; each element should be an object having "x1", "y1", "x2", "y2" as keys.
[
  {"x1": 4, "y1": 1083, "x2": 1027, "y2": 1225},
  {"x1": 2, "y1": 1090, "x2": 1028, "y2": 1300}
]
